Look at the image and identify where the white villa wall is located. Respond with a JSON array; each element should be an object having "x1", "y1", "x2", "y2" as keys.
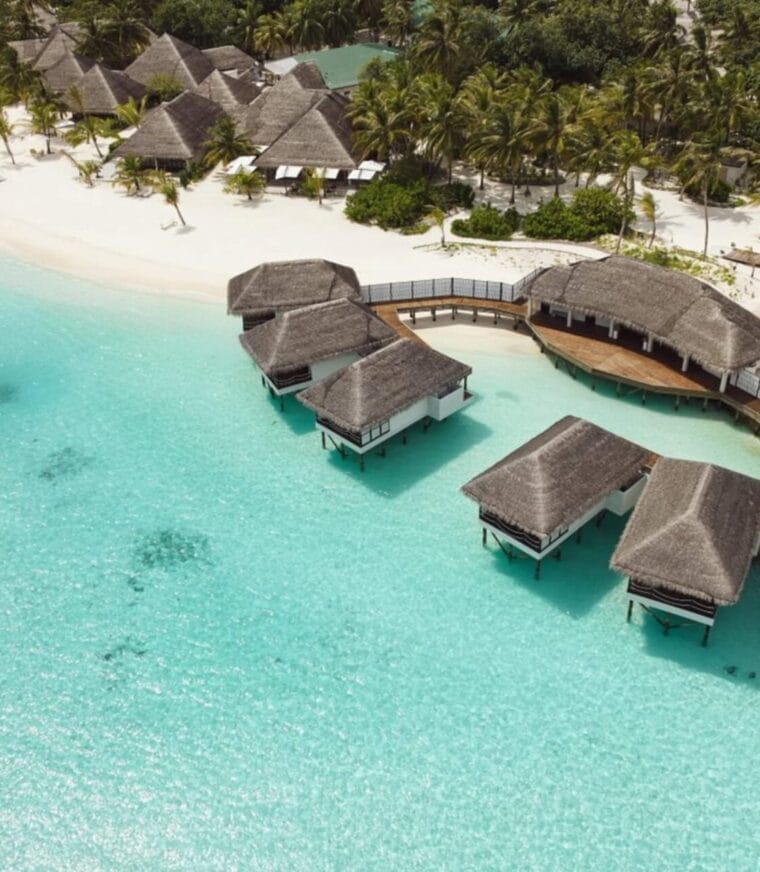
[{"x1": 268, "y1": 351, "x2": 360, "y2": 395}]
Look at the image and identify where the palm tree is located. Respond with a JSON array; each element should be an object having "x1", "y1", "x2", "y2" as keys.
[
  {"x1": 412, "y1": 0, "x2": 464, "y2": 82},
  {"x1": 99, "y1": 0, "x2": 152, "y2": 67},
  {"x1": 0, "y1": 110, "x2": 15, "y2": 165},
  {"x1": 113, "y1": 156, "x2": 147, "y2": 194},
  {"x1": 288, "y1": 0, "x2": 325, "y2": 51},
  {"x1": 672, "y1": 133, "x2": 723, "y2": 257},
  {"x1": 254, "y1": 12, "x2": 289, "y2": 56},
  {"x1": 321, "y1": 0, "x2": 356, "y2": 47},
  {"x1": 300, "y1": 167, "x2": 326, "y2": 204},
  {"x1": 641, "y1": 0, "x2": 685, "y2": 57},
  {"x1": 528, "y1": 92, "x2": 570, "y2": 197},
  {"x1": 62, "y1": 150, "x2": 100, "y2": 187},
  {"x1": 154, "y1": 174, "x2": 186, "y2": 226},
  {"x1": 234, "y1": 0, "x2": 262, "y2": 55},
  {"x1": 459, "y1": 64, "x2": 504, "y2": 189},
  {"x1": 115, "y1": 95, "x2": 148, "y2": 129},
  {"x1": 468, "y1": 97, "x2": 525, "y2": 203},
  {"x1": 224, "y1": 168, "x2": 266, "y2": 200},
  {"x1": 639, "y1": 190, "x2": 657, "y2": 247},
  {"x1": 427, "y1": 205, "x2": 446, "y2": 245},
  {"x1": 349, "y1": 78, "x2": 409, "y2": 163},
  {"x1": 415, "y1": 74, "x2": 467, "y2": 182},
  {"x1": 382, "y1": 0, "x2": 413, "y2": 46},
  {"x1": 203, "y1": 118, "x2": 255, "y2": 168},
  {"x1": 29, "y1": 99, "x2": 61, "y2": 154},
  {"x1": 643, "y1": 49, "x2": 691, "y2": 143}
]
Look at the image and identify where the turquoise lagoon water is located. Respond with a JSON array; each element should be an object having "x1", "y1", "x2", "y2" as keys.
[{"x1": 1, "y1": 253, "x2": 759, "y2": 871}]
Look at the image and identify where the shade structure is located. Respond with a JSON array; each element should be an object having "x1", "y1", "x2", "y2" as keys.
[
  {"x1": 225, "y1": 155, "x2": 258, "y2": 174},
  {"x1": 275, "y1": 165, "x2": 302, "y2": 180}
]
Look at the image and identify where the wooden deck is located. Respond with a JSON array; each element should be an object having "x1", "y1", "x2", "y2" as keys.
[{"x1": 370, "y1": 299, "x2": 760, "y2": 432}]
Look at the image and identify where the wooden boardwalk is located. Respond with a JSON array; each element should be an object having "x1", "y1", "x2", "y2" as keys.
[{"x1": 370, "y1": 299, "x2": 760, "y2": 432}]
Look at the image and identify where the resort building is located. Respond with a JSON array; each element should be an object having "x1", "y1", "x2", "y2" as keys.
[
  {"x1": 228, "y1": 259, "x2": 361, "y2": 330},
  {"x1": 235, "y1": 63, "x2": 330, "y2": 148},
  {"x1": 298, "y1": 338, "x2": 473, "y2": 458},
  {"x1": 611, "y1": 458, "x2": 760, "y2": 645},
  {"x1": 201, "y1": 46, "x2": 259, "y2": 79},
  {"x1": 65, "y1": 63, "x2": 147, "y2": 117},
  {"x1": 30, "y1": 24, "x2": 81, "y2": 73},
  {"x1": 265, "y1": 43, "x2": 402, "y2": 94},
  {"x1": 41, "y1": 50, "x2": 94, "y2": 96},
  {"x1": 462, "y1": 416, "x2": 650, "y2": 576},
  {"x1": 125, "y1": 33, "x2": 215, "y2": 90},
  {"x1": 253, "y1": 93, "x2": 359, "y2": 182},
  {"x1": 239, "y1": 298, "x2": 396, "y2": 397},
  {"x1": 192, "y1": 69, "x2": 259, "y2": 113},
  {"x1": 111, "y1": 91, "x2": 225, "y2": 171},
  {"x1": 527, "y1": 256, "x2": 760, "y2": 398}
]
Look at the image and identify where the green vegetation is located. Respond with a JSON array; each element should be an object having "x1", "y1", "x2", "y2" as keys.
[
  {"x1": 224, "y1": 168, "x2": 266, "y2": 200},
  {"x1": 522, "y1": 188, "x2": 633, "y2": 241},
  {"x1": 451, "y1": 204, "x2": 520, "y2": 240},
  {"x1": 145, "y1": 73, "x2": 183, "y2": 103}
]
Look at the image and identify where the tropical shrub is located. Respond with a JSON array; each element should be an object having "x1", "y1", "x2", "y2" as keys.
[
  {"x1": 451, "y1": 205, "x2": 520, "y2": 240},
  {"x1": 523, "y1": 189, "x2": 632, "y2": 241},
  {"x1": 345, "y1": 178, "x2": 430, "y2": 228},
  {"x1": 430, "y1": 181, "x2": 475, "y2": 211},
  {"x1": 146, "y1": 73, "x2": 183, "y2": 103}
]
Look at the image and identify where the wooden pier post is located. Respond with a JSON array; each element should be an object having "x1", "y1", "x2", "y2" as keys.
[
  {"x1": 482, "y1": 527, "x2": 487, "y2": 547},
  {"x1": 701, "y1": 625, "x2": 711, "y2": 647},
  {"x1": 626, "y1": 600, "x2": 633, "y2": 622},
  {"x1": 534, "y1": 560, "x2": 541, "y2": 580},
  {"x1": 321, "y1": 431, "x2": 326, "y2": 450}
]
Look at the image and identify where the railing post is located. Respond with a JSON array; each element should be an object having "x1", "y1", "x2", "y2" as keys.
[{"x1": 450, "y1": 277, "x2": 454, "y2": 296}]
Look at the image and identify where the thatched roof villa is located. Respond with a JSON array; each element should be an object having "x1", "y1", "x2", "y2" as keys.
[
  {"x1": 462, "y1": 416, "x2": 650, "y2": 575},
  {"x1": 125, "y1": 33, "x2": 214, "y2": 90},
  {"x1": 235, "y1": 62, "x2": 330, "y2": 148},
  {"x1": 41, "y1": 49, "x2": 94, "y2": 95},
  {"x1": 112, "y1": 91, "x2": 225, "y2": 170},
  {"x1": 201, "y1": 45, "x2": 259, "y2": 79},
  {"x1": 66, "y1": 63, "x2": 146, "y2": 116},
  {"x1": 239, "y1": 298, "x2": 396, "y2": 396},
  {"x1": 527, "y1": 256, "x2": 760, "y2": 395},
  {"x1": 31, "y1": 24, "x2": 80, "y2": 72},
  {"x1": 192, "y1": 69, "x2": 259, "y2": 113},
  {"x1": 612, "y1": 458, "x2": 760, "y2": 645},
  {"x1": 8, "y1": 36, "x2": 47, "y2": 64},
  {"x1": 298, "y1": 338, "x2": 473, "y2": 460},
  {"x1": 228, "y1": 259, "x2": 361, "y2": 330},
  {"x1": 253, "y1": 92, "x2": 358, "y2": 179}
]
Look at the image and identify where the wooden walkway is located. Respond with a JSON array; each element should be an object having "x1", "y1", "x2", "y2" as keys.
[{"x1": 370, "y1": 299, "x2": 760, "y2": 432}]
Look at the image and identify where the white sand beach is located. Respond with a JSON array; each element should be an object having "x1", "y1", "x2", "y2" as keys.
[{"x1": 1, "y1": 106, "x2": 759, "y2": 314}]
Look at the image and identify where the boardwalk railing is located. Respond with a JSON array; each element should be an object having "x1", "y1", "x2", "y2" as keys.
[
  {"x1": 360, "y1": 267, "x2": 544, "y2": 306},
  {"x1": 735, "y1": 368, "x2": 760, "y2": 399}
]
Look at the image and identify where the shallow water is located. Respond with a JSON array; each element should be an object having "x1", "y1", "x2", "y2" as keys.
[{"x1": 1, "y1": 254, "x2": 759, "y2": 871}]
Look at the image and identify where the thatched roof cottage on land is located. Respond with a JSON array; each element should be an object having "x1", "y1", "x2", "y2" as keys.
[
  {"x1": 41, "y1": 50, "x2": 94, "y2": 95},
  {"x1": 612, "y1": 458, "x2": 760, "y2": 645},
  {"x1": 239, "y1": 299, "x2": 396, "y2": 397},
  {"x1": 125, "y1": 33, "x2": 214, "y2": 90},
  {"x1": 201, "y1": 45, "x2": 259, "y2": 79},
  {"x1": 462, "y1": 416, "x2": 650, "y2": 576},
  {"x1": 192, "y1": 69, "x2": 259, "y2": 113},
  {"x1": 298, "y1": 338, "x2": 473, "y2": 461},
  {"x1": 112, "y1": 91, "x2": 225, "y2": 170},
  {"x1": 31, "y1": 24, "x2": 81, "y2": 72},
  {"x1": 227, "y1": 259, "x2": 361, "y2": 330},
  {"x1": 527, "y1": 256, "x2": 760, "y2": 395},
  {"x1": 66, "y1": 63, "x2": 146, "y2": 116}
]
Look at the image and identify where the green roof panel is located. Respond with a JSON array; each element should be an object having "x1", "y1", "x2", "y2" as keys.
[{"x1": 294, "y1": 43, "x2": 401, "y2": 90}]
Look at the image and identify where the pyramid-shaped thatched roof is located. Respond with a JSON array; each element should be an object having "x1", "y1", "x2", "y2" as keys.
[
  {"x1": 254, "y1": 92, "x2": 357, "y2": 169},
  {"x1": 298, "y1": 339, "x2": 471, "y2": 433},
  {"x1": 8, "y1": 37, "x2": 47, "y2": 63},
  {"x1": 202, "y1": 45, "x2": 258, "y2": 76},
  {"x1": 611, "y1": 458, "x2": 760, "y2": 605},
  {"x1": 528, "y1": 256, "x2": 760, "y2": 372},
  {"x1": 42, "y1": 50, "x2": 94, "y2": 95},
  {"x1": 228, "y1": 259, "x2": 361, "y2": 316},
  {"x1": 192, "y1": 69, "x2": 259, "y2": 113},
  {"x1": 239, "y1": 299, "x2": 396, "y2": 375},
  {"x1": 66, "y1": 63, "x2": 146, "y2": 115},
  {"x1": 462, "y1": 416, "x2": 650, "y2": 540},
  {"x1": 112, "y1": 91, "x2": 225, "y2": 163},
  {"x1": 32, "y1": 25, "x2": 78, "y2": 72},
  {"x1": 125, "y1": 33, "x2": 215, "y2": 89}
]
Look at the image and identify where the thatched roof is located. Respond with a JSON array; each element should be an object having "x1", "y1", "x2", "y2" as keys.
[
  {"x1": 235, "y1": 66, "x2": 329, "y2": 146},
  {"x1": 125, "y1": 33, "x2": 214, "y2": 89},
  {"x1": 228, "y1": 258, "x2": 361, "y2": 316},
  {"x1": 286, "y1": 61, "x2": 327, "y2": 90},
  {"x1": 528, "y1": 256, "x2": 760, "y2": 372},
  {"x1": 299, "y1": 338, "x2": 471, "y2": 432},
  {"x1": 239, "y1": 298, "x2": 396, "y2": 375},
  {"x1": 202, "y1": 45, "x2": 258, "y2": 76},
  {"x1": 32, "y1": 26, "x2": 78, "y2": 72},
  {"x1": 112, "y1": 91, "x2": 225, "y2": 163},
  {"x1": 41, "y1": 50, "x2": 94, "y2": 95},
  {"x1": 192, "y1": 69, "x2": 259, "y2": 113},
  {"x1": 724, "y1": 248, "x2": 760, "y2": 269},
  {"x1": 66, "y1": 63, "x2": 146, "y2": 115},
  {"x1": 611, "y1": 458, "x2": 760, "y2": 605},
  {"x1": 462, "y1": 416, "x2": 649, "y2": 540},
  {"x1": 254, "y1": 92, "x2": 358, "y2": 170},
  {"x1": 8, "y1": 37, "x2": 47, "y2": 63}
]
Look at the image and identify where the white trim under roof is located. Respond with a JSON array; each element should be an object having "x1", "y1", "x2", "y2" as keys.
[
  {"x1": 225, "y1": 155, "x2": 258, "y2": 174},
  {"x1": 275, "y1": 165, "x2": 303, "y2": 180},
  {"x1": 264, "y1": 57, "x2": 298, "y2": 77}
]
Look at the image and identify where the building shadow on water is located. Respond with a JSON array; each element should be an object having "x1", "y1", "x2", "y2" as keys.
[
  {"x1": 322, "y1": 412, "x2": 492, "y2": 497},
  {"x1": 486, "y1": 512, "x2": 627, "y2": 619},
  {"x1": 632, "y1": 563, "x2": 760, "y2": 687}
]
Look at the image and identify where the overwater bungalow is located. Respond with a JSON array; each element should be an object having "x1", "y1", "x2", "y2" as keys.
[
  {"x1": 235, "y1": 62, "x2": 329, "y2": 149},
  {"x1": 111, "y1": 91, "x2": 225, "y2": 171},
  {"x1": 65, "y1": 63, "x2": 147, "y2": 117},
  {"x1": 462, "y1": 416, "x2": 650, "y2": 576},
  {"x1": 228, "y1": 259, "x2": 361, "y2": 330},
  {"x1": 239, "y1": 298, "x2": 396, "y2": 398},
  {"x1": 201, "y1": 46, "x2": 259, "y2": 79},
  {"x1": 192, "y1": 69, "x2": 259, "y2": 113},
  {"x1": 41, "y1": 50, "x2": 94, "y2": 95},
  {"x1": 527, "y1": 256, "x2": 760, "y2": 397},
  {"x1": 298, "y1": 338, "x2": 473, "y2": 460},
  {"x1": 611, "y1": 458, "x2": 760, "y2": 645},
  {"x1": 253, "y1": 93, "x2": 358, "y2": 182},
  {"x1": 125, "y1": 33, "x2": 215, "y2": 90}
]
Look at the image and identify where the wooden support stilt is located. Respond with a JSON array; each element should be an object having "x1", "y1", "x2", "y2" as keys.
[
  {"x1": 674, "y1": 395, "x2": 680, "y2": 410},
  {"x1": 595, "y1": 511, "x2": 605, "y2": 528},
  {"x1": 482, "y1": 527, "x2": 487, "y2": 547},
  {"x1": 641, "y1": 391, "x2": 647, "y2": 405},
  {"x1": 616, "y1": 382, "x2": 621, "y2": 396},
  {"x1": 402, "y1": 434, "x2": 407, "y2": 445},
  {"x1": 703, "y1": 398, "x2": 709, "y2": 412},
  {"x1": 507, "y1": 544, "x2": 513, "y2": 561},
  {"x1": 359, "y1": 455, "x2": 365, "y2": 471},
  {"x1": 701, "y1": 625, "x2": 711, "y2": 647},
  {"x1": 555, "y1": 547, "x2": 562, "y2": 561},
  {"x1": 472, "y1": 309, "x2": 477, "y2": 323},
  {"x1": 626, "y1": 600, "x2": 633, "y2": 622},
  {"x1": 452, "y1": 306, "x2": 457, "y2": 320},
  {"x1": 411, "y1": 310, "x2": 416, "y2": 325},
  {"x1": 591, "y1": 379, "x2": 596, "y2": 391},
  {"x1": 571, "y1": 366, "x2": 577, "y2": 380},
  {"x1": 432, "y1": 308, "x2": 437, "y2": 322},
  {"x1": 379, "y1": 447, "x2": 386, "y2": 458},
  {"x1": 261, "y1": 375, "x2": 266, "y2": 388},
  {"x1": 576, "y1": 530, "x2": 582, "y2": 545},
  {"x1": 534, "y1": 560, "x2": 541, "y2": 580},
  {"x1": 321, "y1": 431, "x2": 326, "y2": 450},
  {"x1": 279, "y1": 396, "x2": 284, "y2": 412}
]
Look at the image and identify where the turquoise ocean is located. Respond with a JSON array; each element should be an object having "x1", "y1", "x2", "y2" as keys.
[{"x1": 1, "y1": 253, "x2": 759, "y2": 870}]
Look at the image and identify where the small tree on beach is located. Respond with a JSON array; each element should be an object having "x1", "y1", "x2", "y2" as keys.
[
  {"x1": 672, "y1": 134, "x2": 723, "y2": 258},
  {"x1": 223, "y1": 168, "x2": 266, "y2": 200},
  {"x1": 115, "y1": 95, "x2": 148, "y2": 128},
  {"x1": 203, "y1": 118, "x2": 255, "y2": 168},
  {"x1": 29, "y1": 99, "x2": 61, "y2": 154},
  {"x1": 0, "y1": 110, "x2": 15, "y2": 165},
  {"x1": 300, "y1": 167, "x2": 326, "y2": 204},
  {"x1": 113, "y1": 155, "x2": 148, "y2": 195},
  {"x1": 639, "y1": 190, "x2": 657, "y2": 247},
  {"x1": 62, "y1": 150, "x2": 100, "y2": 187},
  {"x1": 153, "y1": 173, "x2": 187, "y2": 226},
  {"x1": 428, "y1": 205, "x2": 446, "y2": 246}
]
